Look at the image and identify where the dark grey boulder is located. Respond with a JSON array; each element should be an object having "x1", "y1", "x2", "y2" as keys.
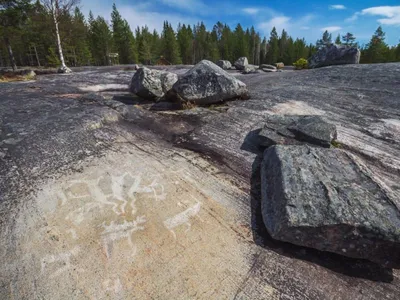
[
  {"x1": 287, "y1": 115, "x2": 337, "y2": 147},
  {"x1": 234, "y1": 57, "x2": 248, "y2": 70},
  {"x1": 258, "y1": 115, "x2": 336, "y2": 148},
  {"x1": 129, "y1": 67, "x2": 178, "y2": 101},
  {"x1": 309, "y1": 44, "x2": 360, "y2": 68},
  {"x1": 216, "y1": 60, "x2": 232, "y2": 70},
  {"x1": 169, "y1": 60, "x2": 249, "y2": 105},
  {"x1": 261, "y1": 145, "x2": 400, "y2": 267}
]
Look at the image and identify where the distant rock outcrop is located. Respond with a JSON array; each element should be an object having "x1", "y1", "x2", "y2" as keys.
[
  {"x1": 170, "y1": 60, "x2": 249, "y2": 105},
  {"x1": 309, "y1": 44, "x2": 360, "y2": 68},
  {"x1": 261, "y1": 145, "x2": 400, "y2": 268},
  {"x1": 130, "y1": 67, "x2": 178, "y2": 101},
  {"x1": 216, "y1": 60, "x2": 232, "y2": 70},
  {"x1": 234, "y1": 57, "x2": 248, "y2": 70}
]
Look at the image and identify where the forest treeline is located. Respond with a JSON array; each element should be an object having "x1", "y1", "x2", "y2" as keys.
[{"x1": 1, "y1": 0, "x2": 400, "y2": 69}]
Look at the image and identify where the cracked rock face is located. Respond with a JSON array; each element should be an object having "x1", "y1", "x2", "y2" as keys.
[
  {"x1": 170, "y1": 60, "x2": 249, "y2": 105},
  {"x1": 129, "y1": 67, "x2": 178, "y2": 101},
  {"x1": 261, "y1": 145, "x2": 400, "y2": 267}
]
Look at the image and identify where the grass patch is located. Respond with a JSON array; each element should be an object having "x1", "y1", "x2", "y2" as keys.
[
  {"x1": 0, "y1": 71, "x2": 36, "y2": 82},
  {"x1": 331, "y1": 140, "x2": 343, "y2": 148},
  {"x1": 181, "y1": 101, "x2": 197, "y2": 110}
]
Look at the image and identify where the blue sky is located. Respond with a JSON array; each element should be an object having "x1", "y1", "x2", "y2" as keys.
[{"x1": 81, "y1": 1, "x2": 400, "y2": 46}]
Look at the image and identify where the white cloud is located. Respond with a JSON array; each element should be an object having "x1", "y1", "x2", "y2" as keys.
[
  {"x1": 81, "y1": 1, "x2": 199, "y2": 32},
  {"x1": 361, "y1": 6, "x2": 400, "y2": 25},
  {"x1": 345, "y1": 12, "x2": 360, "y2": 22},
  {"x1": 300, "y1": 26, "x2": 310, "y2": 30},
  {"x1": 321, "y1": 26, "x2": 342, "y2": 32},
  {"x1": 330, "y1": 5, "x2": 346, "y2": 10},
  {"x1": 243, "y1": 8, "x2": 259, "y2": 15},
  {"x1": 259, "y1": 16, "x2": 291, "y2": 33},
  {"x1": 159, "y1": 0, "x2": 208, "y2": 12}
]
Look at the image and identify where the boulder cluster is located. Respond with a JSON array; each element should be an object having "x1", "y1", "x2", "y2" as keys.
[
  {"x1": 129, "y1": 60, "x2": 249, "y2": 105},
  {"x1": 256, "y1": 115, "x2": 400, "y2": 268}
]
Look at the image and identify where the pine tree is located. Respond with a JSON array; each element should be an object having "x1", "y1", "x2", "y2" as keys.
[
  {"x1": 335, "y1": 34, "x2": 341, "y2": 45},
  {"x1": 111, "y1": 4, "x2": 137, "y2": 64},
  {"x1": 233, "y1": 23, "x2": 249, "y2": 60},
  {"x1": 284, "y1": 37, "x2": 295, "y2": 65},
  {"x1": 278, "y1": 29, "x2": 288, "y2": 62},
  {"x1": 363, "y1": 26, "x2": 389, "y2": 63},
  {"x1": 260, "y1": 37, "x2": 267, "y2": 64},
  {"x1": 177, "y1": 24, "x2": 193, "y2": 64},
  {"x1": 161, "y1": 22, "x2": 181, "y2": 64},
  {"x1": 137, "y1": 26, "x2": 153, "y2": 64},
  {"x1": 0, "y1": 0, "x2": 32, "y2": 70},
  {"x1": 342, "y1": 32, "x2": 356, "y2": 47},
  {"x1": 266, "y1": 27, "x2": 279, "y2": 64},
  {"x1": 220, "y1": 24, "x2": 234, "y2": 62},
  {"x1": 88, "y1": 15, "x2": 113, "y2": 65},
  {"x1": 71, "y1": 7, "x2": 91, "y2": 66},
  {"x1": 316, "y1": 30, "x2": 332, "y2": 49}
]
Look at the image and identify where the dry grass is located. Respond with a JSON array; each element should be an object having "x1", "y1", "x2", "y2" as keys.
[{"x1": 0, "y1": 72, "x2": 36, "y2": 82}]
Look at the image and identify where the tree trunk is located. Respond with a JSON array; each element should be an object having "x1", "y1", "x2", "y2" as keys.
[
  {"x1": 52, "y1": 0, "x2": 67, "y2": 68},
  {"x1": 33, "y1": 44, "x2": 41, "y2": 67},
  {"x1": 4, "y1": 37, "x2": 17, "y2": 71}
]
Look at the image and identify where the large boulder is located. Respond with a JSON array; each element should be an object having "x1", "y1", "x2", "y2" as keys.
[
  {"x1": 216, "y1": 60, "x2": 232, "y2": 70},
  {"x1": 169, "y1": 60, "x2": 249, "y2": 105},
  {"x1": 261, "y1": 145, "x2": 400, "y2": 267},
  {"x1": 309, "y1": 44, "x2": 360, "y2": 68},
  {"x1": 234, "y1": 57, "x2": 248, "y2": 70},
  {"x1": 130, "y1": 67, "x2": 178, "y2": 101}
]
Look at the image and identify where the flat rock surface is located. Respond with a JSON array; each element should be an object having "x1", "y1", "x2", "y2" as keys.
[
  {"x1": 1, "y1": 63, "x2": 400, "y2": 299},
  {"x1": 261, "y1": 145, "x2": 400, "y2": 267}
]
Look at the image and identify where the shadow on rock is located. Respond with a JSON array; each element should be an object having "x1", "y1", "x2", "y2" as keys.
[{"x1": 244, "y1": 132, "x2": 394, "y2": 283}]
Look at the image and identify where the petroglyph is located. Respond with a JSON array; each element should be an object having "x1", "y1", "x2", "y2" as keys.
[
  {"x1": 101, "y1": 215, "x2": 146, "y2": 259},
  {"x1": 40, "y1": 246, "x2": 81, "y2": 278},
  {"x1": 63, "y1": 173, "x2": 166, "y2": 225},
  {"x1": 164, "y1": 201, "x2": 201, "y2": 238}
]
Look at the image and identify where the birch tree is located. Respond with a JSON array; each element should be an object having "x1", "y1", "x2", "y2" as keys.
[{"x1": 41, "y1": 0, "x2": 78, "y2": 72}]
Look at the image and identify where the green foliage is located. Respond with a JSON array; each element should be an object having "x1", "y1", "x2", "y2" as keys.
[
  {"x1": 361, "y1": 26, "x2": 390, "y2": 63},
  {"x1": 342, "y1": 32, "x2": 356, "y2": 46},
  {"x1": 266, "y1": 27, "x2": 279, "y2": 64},
  {"x1": 316, "y1": 30, "x2": 332, "y2": 49},
  {"x1": 111, "y1": 4, "x2": 137, "y2": 64},
  {"x1": 46, "y1": 47, "x2": 60, "y2": 67},
  {"x1": 293, "y1": 58, "x2": 308, "y2": 70},
  {"x1": 335, "y1": 34, "x2": 341, "y2": 45},
  {"x1": 1, "y1": 2, "x2": 398, "y2": 70},
  {"x1": 161, "y1": 21, "x2": 181, "y2": 64}
]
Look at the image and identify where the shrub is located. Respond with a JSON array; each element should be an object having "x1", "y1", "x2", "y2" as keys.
[{"x1": 293, "y1": 58, "x2": 308, "y2": 70}]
